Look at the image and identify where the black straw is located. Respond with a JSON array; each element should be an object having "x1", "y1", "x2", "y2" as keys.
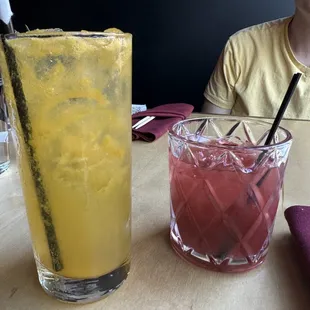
[
  {"x1": 1, "y1": 33, "x2": 63, "y2": 271},
  {"x1": 254, "y1": 73, "x2": 301, "y2": 187},
  {"x1": 219, "y1": 73, "x2": 301, "y2": 259},
  {"x1": 264, "y1": 73, "x2": 302, "y2": 145}
]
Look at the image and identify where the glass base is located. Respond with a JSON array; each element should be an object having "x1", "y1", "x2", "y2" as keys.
[
  {"x1": 36, "y1": 259, "x2": 130, "y2": 304},
  {"x1": 0, "y1": 160, "x2": 9, "y2": 174},
  {"x1": 170, "y1": 237, "x2": 266, "y2": 273}
]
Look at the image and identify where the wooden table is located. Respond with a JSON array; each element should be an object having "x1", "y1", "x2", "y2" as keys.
[{"x1": 1, "y1": 116, "x2": 310, "y2": 310}]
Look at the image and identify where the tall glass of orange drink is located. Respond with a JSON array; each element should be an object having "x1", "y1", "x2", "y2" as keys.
[{"x1": 0, "y1": 29, "x2": 132, "y2": 303}]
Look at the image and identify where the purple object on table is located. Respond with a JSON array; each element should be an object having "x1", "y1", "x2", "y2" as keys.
[
  {"x1": 285, "y1": 205, "x2": 310, "y2": 274},
  {"x1": 132, "y1": 103, "x2": 194, "y2": 142}
]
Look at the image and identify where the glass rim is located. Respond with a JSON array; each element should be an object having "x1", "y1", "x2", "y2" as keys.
[
  {"x1": 3, "y1": 31, "x2": 132, "y2": 40},
  {"x1": 168, "y1": 116, "x2": 293, "y2": 151}
]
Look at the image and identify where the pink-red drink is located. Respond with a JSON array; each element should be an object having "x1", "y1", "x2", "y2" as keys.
[{"x1": 169, "y1": 121, "x2": 292, "y2": 273}]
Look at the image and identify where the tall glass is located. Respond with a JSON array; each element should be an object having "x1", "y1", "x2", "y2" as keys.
[
  {"x1": 0, "y1": 31, "x2": 132, "y2": 303},
  {"x1": 169, "y1": 118, "x2": 292, "y2": 273}
]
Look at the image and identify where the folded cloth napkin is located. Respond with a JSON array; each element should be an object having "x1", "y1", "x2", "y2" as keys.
[
  {"x1": 285, "y1": 205, "x2": 310, "y2": 274},
  {"x1": 132, "y1": 103, "x2": 194, "y2": 142}
]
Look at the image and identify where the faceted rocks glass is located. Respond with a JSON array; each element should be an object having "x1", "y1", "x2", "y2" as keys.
[{"x1": 168, "y1": 117, "x2": 292, "y2": 273}]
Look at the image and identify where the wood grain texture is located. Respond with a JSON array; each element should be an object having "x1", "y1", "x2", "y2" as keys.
[{"x1": 1, "y1": 115, "x2": 310, "y2": 310}]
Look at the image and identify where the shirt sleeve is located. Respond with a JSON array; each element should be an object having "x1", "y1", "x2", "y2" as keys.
[{"x1": 204, "y1": 39, "x2": 241, "y2": 110}]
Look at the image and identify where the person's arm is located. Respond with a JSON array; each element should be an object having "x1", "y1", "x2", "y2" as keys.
[{"x1": 202, "y1": 99, "x2": 231, "y2": 115}]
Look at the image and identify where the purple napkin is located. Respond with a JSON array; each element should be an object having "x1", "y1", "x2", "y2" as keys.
[
  {"x1": 285, "y1": 205, "x2": 310, "y2": 274},
  {"x1": 132, "y1": 103, "x2": 194, "y2": 142}
]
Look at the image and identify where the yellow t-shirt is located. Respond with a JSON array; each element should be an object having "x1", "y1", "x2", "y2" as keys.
[{"x1": 204, "y1": 17, "x2": 310, "y2": 120}]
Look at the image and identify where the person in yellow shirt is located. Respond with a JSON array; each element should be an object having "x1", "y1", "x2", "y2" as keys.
[{"x1": 203, "y1": 0, "x2": 310, "y2": 120}]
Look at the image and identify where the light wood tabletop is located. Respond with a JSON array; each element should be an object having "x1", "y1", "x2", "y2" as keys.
[{"x1": 1, "y1": 115, "x2": 310, "y2": 310}]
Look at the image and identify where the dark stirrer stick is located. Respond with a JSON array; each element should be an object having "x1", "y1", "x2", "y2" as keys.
[
  {"x1": 254, "y1": 72, "x2": 302, "y2": 190},
  {"x1": 264, "y1": 73, "x2": 302, "y2": 146},
  {"x1": 219, "y1": 73, "x2": 302, "y2": 259},
  {"x1": 1, "y1": 37, "x2": 63, "y2": 271},
  {"x1": 255, "y1": 73, "x2": 302, "y2": 171}
]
